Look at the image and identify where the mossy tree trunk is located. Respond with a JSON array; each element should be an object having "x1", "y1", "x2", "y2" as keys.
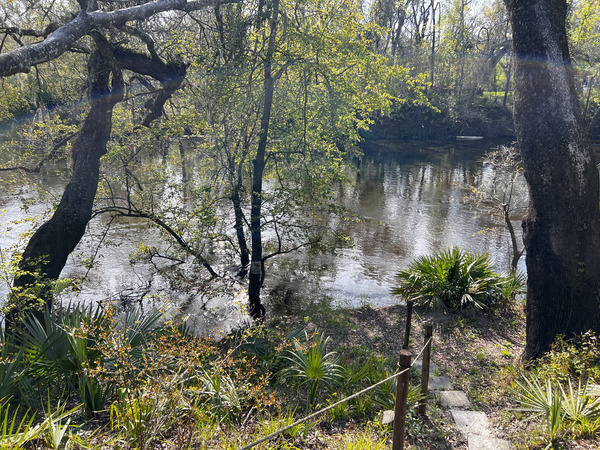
[{"x1": 504, "y1": 0, "x2": 600, "y2": 359}]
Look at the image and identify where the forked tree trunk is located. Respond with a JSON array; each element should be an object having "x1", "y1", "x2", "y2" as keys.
[
  {"x1": 505, "y1": 0, "x2": 600, "y2": 359},
  {"x1": 6, "y1": 50, "x2": 122, "y2": 331}
]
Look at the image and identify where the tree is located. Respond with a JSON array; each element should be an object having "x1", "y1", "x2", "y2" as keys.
[
  {"x1": 469, "y1": 144, "x2": 525, "y2": 271},
  {"x1": 504, "y1": 0, "x2": 600, "y2": 359},
  {"x1": 1, "y1": 0, "x2": 416, "y2": 327},
  {"x1": 5, "y1": 42, "x2": 123, "y2": 331},
  {"x1": 478, "y1": 1, "x2": 511, "y2": 95},
  {"x1": 0, "y1": 0, "x2": 236, "y2": 77},
  {"x1": 150, "y1": 0, "x2": 405, "y2": 319},
  {"x1": 0, "y1": 0, "x2": 228, "y2": 331},
  {"x1": 569, "y1": 0, "x2": 600, "y2": 132}
]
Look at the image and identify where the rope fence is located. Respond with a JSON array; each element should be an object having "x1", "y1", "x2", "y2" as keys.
[{"x1": 239, "y1": 333, "x2": 434, "y2": 450}]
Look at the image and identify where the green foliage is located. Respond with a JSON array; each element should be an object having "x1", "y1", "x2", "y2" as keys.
[
  {"x1": 392, "y1": 247, "x2": 516, "y2": 310},
  {"x1": 0, "y1": 81, "x2": 33, "y2": 123},
  {"x1": 0, "y1": 400, "x2": 44, "y2": 448},
  {"x1": 511, "y1": 332, "x2": 600, "y2": 444},
  {"x1": 536, "y1": 331, "x2": 600, "y2": 384},
  {"x1": 197, "y1": 370, "x2": 242, "y2": 422},
  {"x1": 513, "y1": 373, "x2": 600, "y2": 443},
  {"x1": 250, "y1": 410, "x2": 307, "y2": 448},
  {"x1": 110, "y1": 386, "x2": 175, "y2": 449},
  {"x1": 0, "y1": 334, "x2": 24, "y2": 401},
  {"x1": 15, "y1": 303, "x2": 166, "y2": 417},
  {"x1": 326, "y1": 422, "x2": 389, "y2": 449},
  {"x1": 41, "y1": 400, "x2": 79, "y2": 450},
  {"x1": 499, "y1": 270, "x2": 526, "y2": 301},
  {"x1": 279, "y1": 331, "x2": 344, "y2": 412},
  {"x1": 560, "y1": 379, "x2": 600, "y2": 435},
  {"x1": 513, "y1": 375, "x2": 566, "y2": 443},
  {"x1": 1, "y1": 301, "x2": 281, "y2": 445},
  {"x1": 23, "y1": 304, "x2": 112, "y2": 416}
]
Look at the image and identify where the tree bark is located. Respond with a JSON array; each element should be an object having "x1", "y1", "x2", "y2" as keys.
[
  {"x1": 6, "y1": 49, "x2": 122, "y2": 330},
  {"x1": 111, "y1": 46, "x2": 186, "y2": 126},
  {"x1": 231, "y1": 160, "x2": 250, "y2": 269},
  {"x1": 248, "y1": 0, "x2": 280, "y2": 320},
  {"x1": 504, "y1": 0, "x2": 600, "y2": 359},
  {"x1": 4, "y1": 40, "x2": 193, "y2": 332}
]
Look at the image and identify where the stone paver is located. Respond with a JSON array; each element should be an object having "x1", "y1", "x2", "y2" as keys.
[
  {"x1": 451, "y1": 410, "x2": 492, "y2": 438},
  {"x1": 468, "y1": 434, "x2": 513, "y2": 450},
  {"x1": 381, "y1": 410, "x2": 394, "y2": 424},
  {"x1": 418, "y1": 359, "x2": 513, "y2": 449},
  {"x1": 412, "y1": 359, "x2": 439, "y2": 375},
  {"x1": 428, "y1": 375, "x2": 453, "y2": 391},
  {"x1": 438, "y1": 390, "x2": 471, "y2": 409}
]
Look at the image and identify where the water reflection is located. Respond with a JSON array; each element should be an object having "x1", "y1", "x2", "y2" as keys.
[
  {"x1": 1, "y1": 139, "x2": 526, "y2": 325},
  {"x1": 268, "y1": 140, "x2": 526, "y2": 307}
]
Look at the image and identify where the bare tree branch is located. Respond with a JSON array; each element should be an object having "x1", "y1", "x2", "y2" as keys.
[{"x1": 93, "y1": 205, "x2": 219, "y2": 278}]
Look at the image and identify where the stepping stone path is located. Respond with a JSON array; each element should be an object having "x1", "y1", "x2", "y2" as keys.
[{"x1": 418, "y1": 360, "x2": 514, "y2": 449}]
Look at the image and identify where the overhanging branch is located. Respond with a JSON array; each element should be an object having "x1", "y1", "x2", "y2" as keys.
[
  {"x1": 0, "y1": 132, "x2": 76, "y2": 173},
  {"x1": 93, "y1": 206, "x2": 219, "y2": 278},
  {"x1": 0, "y1": 0, "x2": 239, "y2": 77}
]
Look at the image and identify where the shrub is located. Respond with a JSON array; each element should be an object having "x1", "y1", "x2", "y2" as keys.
[
  {"x1": 536, "y1": 331, "x2": 600, "y2": 384},
  {"x1": 0, "y1": 400, "x2": 44, "y2": 448},
  {"x1": 279, "y1": 331, "x2": 343, "y2": 413},
  {"x1": 512, "y1": 332, "x2": 600, "y2": 444},
  {"x1": 392, "y1": 247, "x2": 518, "y2": 310},
  {"x1": 22, "y1": 303, "x2": 163, "y2": 417},
  {"x1": 513, "y1": 373, "x2": 600, "y2": 443}
]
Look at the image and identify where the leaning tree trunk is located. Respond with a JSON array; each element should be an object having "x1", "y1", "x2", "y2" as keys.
[
  {"x1": 505, "y1": 0, "x2": 600, "y2": 360},
  {"x1": 5, "y1": 50, "x2": 122, "y2": 331}
]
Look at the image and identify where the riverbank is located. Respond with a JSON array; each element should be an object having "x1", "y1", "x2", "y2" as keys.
[
  {"x1": 267, "y1": 299, "x2": 526, "y2": 448},
  {"x1": 265, "y1": 298, "x2": 600, "y2": 449},
  {"x1": 5, "y1": 295, "x2": 600, "y2": 448},
  {"x1": 362, "y1": 99, "x2": 516, "y2": 142}
]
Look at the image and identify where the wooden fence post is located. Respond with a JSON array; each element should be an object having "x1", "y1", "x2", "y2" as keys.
[
  {"x1": 403, "y1": 300, "x2": 413, "y2": 349},
  {"x1": 419, "y1": 322, "x2": 433, "y2": 415},
  {"x1": 393, "y1": 349, "x2": 412, "y2": 450}
]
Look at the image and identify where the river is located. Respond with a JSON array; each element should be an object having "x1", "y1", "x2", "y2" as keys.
[
  {"x1": 268, "y1": 139, "x2": 527, "y2": 308},
  {"x1": 0, "y1": 138, "x2": 526, "y2": 333}
]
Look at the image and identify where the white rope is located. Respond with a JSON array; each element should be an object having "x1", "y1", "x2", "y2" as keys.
[{"x1": 412, "y1": 335, "x2": 433, "y2": 364}]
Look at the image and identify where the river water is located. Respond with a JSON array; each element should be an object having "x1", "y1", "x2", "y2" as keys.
[
  {"x1": 267, "y1": 139, "x2": 527, "y2": 308},
  {"x1": 0, "y1": 138, "x2": 526, "y2": 332}
]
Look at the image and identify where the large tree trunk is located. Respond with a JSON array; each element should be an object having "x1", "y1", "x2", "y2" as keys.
[
  {"x1": 505, "y1": 0, "x2": 600, "y2": 360},
  {"x1": 5, "y1": 49, "x2": 122, "y2": 330}
]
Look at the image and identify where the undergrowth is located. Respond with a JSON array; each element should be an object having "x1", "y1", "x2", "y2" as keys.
[
  {"x1": 2, "y1": 292, "x2": 597, "y2": 449},
  {"x1": 0, "y1": 301, "x2": 427, "y2": 448}
]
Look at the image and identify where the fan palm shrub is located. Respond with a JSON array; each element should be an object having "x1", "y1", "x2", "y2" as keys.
[
  {"x1": 21, "y1": 303, "x2": 164, "y2": 417},
  {"x1": 513, "y1": 374, "x2": 600, "y2": 443},
  {"x1": 0, "y1": 333, "x2": 24, "y2": 402},
  {"x1": 279, "y1": 331, "x2": 343, "y2": 413},
  {"x1": 392, "y1": 247, "x2": 518, "y2": 310}
]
